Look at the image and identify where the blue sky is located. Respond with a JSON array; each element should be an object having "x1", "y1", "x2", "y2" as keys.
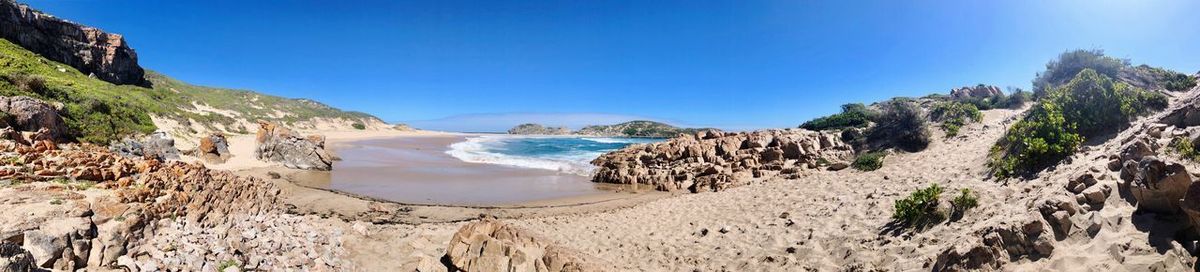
[{"x1": 24, "y1": 0, "x2": 1200, "y2": 131}]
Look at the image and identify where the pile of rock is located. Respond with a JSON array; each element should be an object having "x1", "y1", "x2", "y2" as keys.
[
  {"x1": 445, "y1": 218, "x2": 600, "y2": 272},
  {"x1": 254, "y1": 121, "x2": 333, "y2": 171},
  {"x1": 195, "y1": 133, "x2": 231, "y2": 163},
  {"x1": 0, "y1": 140, "x2": 145, "y2": 182},
  {"x1": 591, "y1": 129, "x2": 854, "y2": 192}
]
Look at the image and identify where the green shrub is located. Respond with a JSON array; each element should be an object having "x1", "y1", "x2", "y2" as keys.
[
  {"x1": 800, "y1": 103, "x2": 876, "y2": 131},
  {"x1": 352, "y1": 123, "x2": 366, "y2": 130},
  {"x1": 1163, "y1": 72, "x2": 1198, "y2": 92},
  {"x1": 1003, "y1": 89, "x2": 1032, "y2": 109},
  {"x1": 1170, "y1": 136, "x2": 1200, "y2": 161},
  {"x1": 1033, "y1": 49, "x2": 1129, "y2": 97},
  {"x1": 893, "y1": 184, "x2": 945, "y2": 226},
  {"x1": 867, "y1": 100, "x2": 930, "y2": 152},
  {"x1": 852, "y1": 151, "x2": 886, "y2": 171},
  {"x1": 951, "y1": 188, "x2": 979, "y2": 215},
  {"x1": 990, "y1": 69, "x2": 1167, "y2": 178},
  {"x1": 931, "y1": 101, "x2": 981, "y2": 137}
]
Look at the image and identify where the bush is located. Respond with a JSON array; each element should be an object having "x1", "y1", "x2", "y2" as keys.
[
  {"x1": 893, "y1": 184, "x2": 945, "y2": 226},
  {"x1": 800, "y1": 103, "x2": 876, "y2": 131},
  {"x1": 1003, "y1": 89, "x2": 1032, "y2": 109},
  {"x1": 990, "y1": 69, "x2": 1167, "y2": 178},
  {"x1": 1033, "y1": 49, "x2": 1129, "y2": 97},
  {"x1": 1163, "y1": 72, "x2": 1198, "y2": 92},
  {"x1": 930, "y1": 101, "x2": 981, "y2": 137},
  {"x1": 867, "y1": 100, "x2": 931, "y2": 152},
  {"x1": 951, "y1": 188, "x2": 979, "y2": 215},
  {"x1": 351, "y1": 123, "x2": 366, "y2": 130},
  {"x1": 1170, "y1": 136, "x2": 1200, "y2": 161},
  {"x1": 852, "y1": 151, "x2": 886, "y2": 171}
]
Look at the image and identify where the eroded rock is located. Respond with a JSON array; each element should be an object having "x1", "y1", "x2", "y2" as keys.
[
  {"x1": 254, "y1": 121, "x2": 333, "y2": 171},
  {"x1": 446, "y1": 218, "x2": 600, "y2": 272},
  {"x1": 197, "y1": 133, "x2": 231, "y2": 163},
  {"x1": 1126, "y1": 157, "x2": 1192, "y2": 213},
  {"x1": 0, "y1": 0, "x2": 146, "y2": 85}
]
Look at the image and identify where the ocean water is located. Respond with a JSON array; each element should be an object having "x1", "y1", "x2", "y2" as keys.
[{"x1": 446, "y1": 136, "x2": 662, "y2": 176}]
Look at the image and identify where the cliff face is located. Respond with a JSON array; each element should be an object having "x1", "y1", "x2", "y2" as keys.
[{"x1": 0, "y1": 0, "x2": 146, "y2": 86}]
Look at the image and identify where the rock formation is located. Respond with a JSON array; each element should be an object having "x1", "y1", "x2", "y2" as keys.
[
  {"x1": 0, "y1": 96, "x2": 67, "y2": 142},
  {"x1": 446, "y1": 218, "x2": 600, "y2": 272},
  {"x1": 196, "y1": 133, "x2": 230, "y2": 163},
  {"x1": 109, "y1": 132, "x2": 181, "y2": 162},
  {"x1": 254, "y1": 121, "x2": 333, "y2": 170},
  {"x1": 507, "y1": 123, "x2": 571, "y2": 135},
  {"x1": 592, "y1": 129, "x2": 854, "y2": 192},
  {"x1": 576, "y1": 120, "x2": 712, "y2": 138},
  {"x1": 0, "y1": 0, "x2": 146, "y2": 86},
  {"x1": 950, "y1": 85, "x2": 1003, "y2": 100}
]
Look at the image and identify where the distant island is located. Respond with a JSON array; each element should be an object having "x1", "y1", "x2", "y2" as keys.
[{"x1": 507, "y1": 120, "x2": 715, "y2": 138}]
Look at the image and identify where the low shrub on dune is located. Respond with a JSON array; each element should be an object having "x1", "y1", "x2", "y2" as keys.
[
  {"x1": 893, "y1": 184, "x2": 945, "y2": 227},
  {"x1": 930, "y1": 101, "x2": 982, "y2": 137},
  {"x1": 852, "y1": 151, "x2": 886, "y2": 171},
  {"x1": 990, "y1": 69, "x2": 1168, "y2": 178},
  {"x1": 867, "y1": 100, "x2": 931, "y2": 152},
  {"x1": 800, "y1": 103, "x2": 877, "y2": 131}
]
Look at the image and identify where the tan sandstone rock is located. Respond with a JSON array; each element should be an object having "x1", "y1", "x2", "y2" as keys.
[{"x1": 446, "y1": 218, "x2": 600, "y2": 272}]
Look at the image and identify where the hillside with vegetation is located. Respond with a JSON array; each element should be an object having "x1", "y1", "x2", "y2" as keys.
[
  {"x1": 576, "y1": 120, "x2": 713, "y2": 138},
  {"x1": 0, "y1": 38, "x2": 388, "y2": 144}
]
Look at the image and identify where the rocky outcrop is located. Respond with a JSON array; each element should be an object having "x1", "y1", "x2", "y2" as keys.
[
  {"x1": 196, "y1": 133, "x2": 230, "y2": 163},
  {"x1": 0, "y1": 96, "x2": 67, "y2": 141},
  {"x1": 446, "y1": 218, "x2": 600, "y2": 272},
  {"x1": 254, "y1": 121, "x2": 333, "y2": 170},
  {"x1": 592, "y1": 129, "x2": 854, "y2": 192},
  {"x1": 109, "y1": 132, "x2": 180, "y2": 162},
  {"x1": 950, "y1": 85, "x2": 1003, "y2": 100},
  {"x1": 1123, "y1": 157, "x2": 1192, "y2": 213},
  {"x1": 507, "y1": 123, "x2": 571, "y2": 135},
  {"x1": 933, "y1": 216, "x2": 1054, "y2": 271},
  {"x1": 576, "y1": 120, "x2": 712, "y2": 138},
  {"x1": 0, "y1": 0, "x2": 146, "y2": 86}
]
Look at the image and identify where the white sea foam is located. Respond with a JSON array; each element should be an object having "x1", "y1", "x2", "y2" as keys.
[{"x1": 445, "y1": 136, "x2": 599, "y2": 176}]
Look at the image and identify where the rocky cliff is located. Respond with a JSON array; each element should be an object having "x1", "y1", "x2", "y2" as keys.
[
  {"x1": 0, "y1": 0, "x2": 146, "y2": 86},
  {"x1": 592, "y1": 129, "x2": 854, "y2": 192},
  {"x1": 507, "y1": 123, "x2": 571, "y2": 135}
]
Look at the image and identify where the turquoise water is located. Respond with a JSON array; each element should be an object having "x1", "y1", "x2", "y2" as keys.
[{"x1": 447, "y1": 136, "x2": 662, "y2": 175}]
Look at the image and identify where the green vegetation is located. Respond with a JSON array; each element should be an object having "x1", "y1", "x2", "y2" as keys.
[
  {"x1": 1149, "y1": 66, "x2": 1199, "y2": 92},
  {"x1": 990, "y1": 69, "x2": 1168, "y2": 178},
  {"x1": 49, "y1": 198, "x2": 63, "y2": 205},
  {"x1": 867, "y1": 100, "x2": 931, "y2": 152},
  {"x1": 852, "y1": 151, "x2": 886, "y2": 171},
  {"x1": 930, "y1": 101, "x2": 982, "y2": 137},
  {"x1": 1170, "y1": 136, "x2": 1200, "y2": 161},
  {"x1": 1032, "y1": 49, "x2": 1129, "y2": 97},
  {"x1": 951, "y1": 188, "x2": 979, "y2": 215},
  {"x1": 352, "y1": 123, "x2": 366, "y2": 130},
  {"x1": 799, "y1": 103, "x2": 876, "y2": 131},
  {"x1": 0, "y1": 39, "x2": 381, "y2": 144},
  {"x1": 218, "y1": 260, "x2": 239, "y2": 271},
  {"x1": 893, "y1": 184, "x2": 944, "y2": 227}
]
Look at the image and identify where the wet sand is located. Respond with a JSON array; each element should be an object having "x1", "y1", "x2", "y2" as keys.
[{"x1": 298, "y1": 135, "x2": 618, "y2": 206}]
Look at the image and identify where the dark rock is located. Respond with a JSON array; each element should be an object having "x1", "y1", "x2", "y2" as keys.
[
  {"x1": 0, "y1": 241, "x2": 35, "y2": 272},
  {"x1": 1127, "y1": 157, "x2": 1192, "y2": 213},
  {"x1": 109, "y1": 132, "x2": 180, "y2": 162}
]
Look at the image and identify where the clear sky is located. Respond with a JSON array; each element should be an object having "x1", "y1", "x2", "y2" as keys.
[{"x1": 23, "y1": 0, "x2": 1200, "y2": 131}]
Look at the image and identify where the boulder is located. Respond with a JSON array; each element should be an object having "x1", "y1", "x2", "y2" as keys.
[
  {"x1": 0, "y1": 96, "x2": 67, "y2": 141},
  {"x1": 197, "y1": 133, "x2": 231, "y2": 163},
  {"x1": 1126, "y1": 157, "x2": 1193, "y2": 213},
  {"x1": 1160, "y1": 104, "x2": 1200, "y2": 128},
  {"x1": 254, "y1": 121, "x2": 333, "y2": 170},
  {"x1": 109, "y1": 132, "x2": 180, "y2": 162},
  {"x1": 446, "y1": 218, "x2": 600, "y2": 272},
  {"x1": 0, "y1": 0, "x2": 146, "y2": 86}
]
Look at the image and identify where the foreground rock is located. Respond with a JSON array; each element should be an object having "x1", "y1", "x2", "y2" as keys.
[
  {"x1": 446, "y1": 218, "x2": 600, "y2": 272},
  {"x1": 0, "y1": 0, "x2": 146, "y2": 86},
  {"x1": 254, "y1": 121, "x2": 333, "y2": 170},
  {"x1": 592, "y1": 129, "x2": 853, "y2": 192}
]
